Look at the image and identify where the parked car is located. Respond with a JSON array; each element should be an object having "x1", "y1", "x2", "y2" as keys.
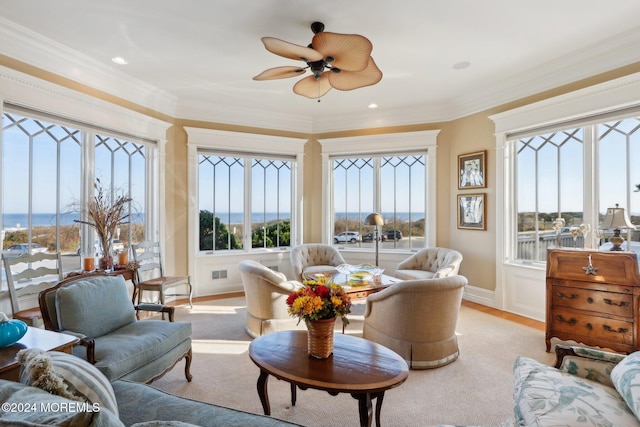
[
  {"x1": 333, "y1": 232, "x2": 361, "y2": 244},
  {"x1": 362, "y1": 232, "x2": 387, "y2": 242},
  {"x1": 76, "y1": 239, "x2": 125, "y2": 256},
  {"x1": 384, "y1": 230, "x2": 403, "y2": 240},
  {"x1": 2, "y1": 243, "x2": 48, "y2": 258}
]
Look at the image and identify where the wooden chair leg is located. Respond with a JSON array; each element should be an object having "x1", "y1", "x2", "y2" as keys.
[{"x1": 184, "y1": 347, "x2": 193, "y2": 382}]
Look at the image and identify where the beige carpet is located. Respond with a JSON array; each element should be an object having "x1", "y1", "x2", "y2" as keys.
[{"x1": 152, "y1": 298, "x2": 555, "y2": 427}]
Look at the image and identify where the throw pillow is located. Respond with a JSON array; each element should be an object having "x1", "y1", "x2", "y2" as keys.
[
  {"x1": 55, "y1": 275, "x2": 136, "y2": 338},
  {"x1": 0, "y1": 380, "x2": 123, "y2": 427},
  {"x1": 17, "y1": 348, "x2": 119, "y2": 416},
  {"x1": 611, "y1": 351, "x2": 640, "y2": 419}
]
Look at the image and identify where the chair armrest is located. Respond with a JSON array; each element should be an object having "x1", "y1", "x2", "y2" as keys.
[
  {"x1": 78, "y1": 337, "x2": 96, "y2": 364},
  {"x1": 135, "y1": 304, "x2": 175, "y2": 322},
  {"x1": 554, "y1": 344, "x2": 625, "y2": 386}
]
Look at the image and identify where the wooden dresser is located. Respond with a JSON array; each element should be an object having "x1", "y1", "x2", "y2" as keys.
[{"x1": 546, "y1": 248, "x2": 640, "y2": 354}]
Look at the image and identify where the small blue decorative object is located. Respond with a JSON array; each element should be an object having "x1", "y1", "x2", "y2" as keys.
[{"x1": 0, "y1": 312, "x2": 28, "y2": 348}]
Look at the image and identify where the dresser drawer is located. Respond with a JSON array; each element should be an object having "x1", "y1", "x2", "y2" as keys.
[
  {"x1": 551, "y1": 285, "x2": 633, "y2": 317},
  {"x1": 551, "y1": 311, "x2": 634, "y2": 345}
]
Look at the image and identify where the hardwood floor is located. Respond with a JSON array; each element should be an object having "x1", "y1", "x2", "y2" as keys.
[{"x1": 462, "y1": 300, "x2": 545, "y2": 331}]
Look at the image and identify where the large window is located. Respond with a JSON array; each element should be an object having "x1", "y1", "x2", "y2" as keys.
[
  {"x1": 320, "y1": 131, "x2": 438, "y2": 251},
  {"x1": 332, "y1": 154, "x2": 426, "y2": 250},
  {"x1": 197, "y1": 153, "x2": 294, "y2": 253},
  {"x1": 187, "y1": 128, "x2": 304, "y2": 257},
  {"x1": 1, "y1": 108, "x2": 153, "y2": 279},
  {"x1": 512, "y1": 116, "x2": 640, "y2": 262}
]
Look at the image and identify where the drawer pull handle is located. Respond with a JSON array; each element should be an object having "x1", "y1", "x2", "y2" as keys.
[
  {"x1": 587, "y1": 297, "x2": 594, "y2": 304},
  {"x1": 557, "y1": 292, "x2": 578, "y2": 300},
  {"x1": 603, "y1": 325, "x2": 629, "y2": 334},
  {"x1": 556, "y1": 315, "x2": 577, "y2": 326},
  {"x1": 586, "y1": 323, "x2": 593, "y2": 330},
  {"x1": 603, "y1": 298, "x2": 629, "y2": 307}
]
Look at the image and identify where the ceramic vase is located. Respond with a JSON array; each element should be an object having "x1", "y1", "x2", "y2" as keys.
[{"x1": 306, "y1": 318, "x2": 336, "y2": 359}]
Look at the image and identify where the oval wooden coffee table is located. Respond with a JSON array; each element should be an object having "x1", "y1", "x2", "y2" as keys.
[{"x1": 249, "y1": 330, "x2": 409, "y2": 427}]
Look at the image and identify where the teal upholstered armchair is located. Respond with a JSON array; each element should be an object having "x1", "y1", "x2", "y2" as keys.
[{"x1": 39, "y1": 273, "x2": 192, "y2": 384}]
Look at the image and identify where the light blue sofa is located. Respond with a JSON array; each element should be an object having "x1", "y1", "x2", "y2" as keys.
[
  {"x1": 0, "y1": 379, "x2": 300, "y2": 426},
  {"x1": 514, "y1": 345, "x2": 640, "y2": 426},
  {"x1": 39, "y1": 273, "x2": 192, "y2": 383}
]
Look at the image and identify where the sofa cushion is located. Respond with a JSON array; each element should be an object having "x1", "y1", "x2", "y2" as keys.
[
  {"x1": 0, "y1": 379, "x2": 123, "y2": 426},
  {"x1": 56, "y1": 275, "x2": 136, "y2": 338},
  {"x1": 394, "y1": 269, "x2": 435, "y2": 280},
  {"x1": 112, "y1": 379, "x2": 302, "y2": 426},
  {"x1": 611, "y1": 351, "x2": 640, "y2": 420},
  {"x1": 18, "y1": 349, "x2": 118, "y2": 416},
  {"x1": 513, "y1": 356, "x2": 639, "y2": 426},
  {"x1": 75, "y1": 320, "x2": 192, "y2": 381}
]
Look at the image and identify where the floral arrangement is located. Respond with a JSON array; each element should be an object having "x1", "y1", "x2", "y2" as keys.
[{"x1": 286, "y1": 276, "x2": 352, "y2": 326}]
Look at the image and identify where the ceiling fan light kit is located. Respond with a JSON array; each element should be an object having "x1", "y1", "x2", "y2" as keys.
[{"x1": 253, "y1": 22, "x2": 382, "y2": 99}]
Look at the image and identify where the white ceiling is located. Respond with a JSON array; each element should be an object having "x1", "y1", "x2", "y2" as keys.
[{"x1": 1, "y1": 0, "x2": 640, "y2": 133}]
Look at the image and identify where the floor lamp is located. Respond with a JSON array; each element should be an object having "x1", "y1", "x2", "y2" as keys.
[{"x1": 364, "y1": 213, "x2": 384, "y2": 266}]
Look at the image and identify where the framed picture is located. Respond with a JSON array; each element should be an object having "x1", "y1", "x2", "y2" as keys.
[
  {"x1": 457, "y1": 193, "x2": 486, "y2": 230},
  {"x1": 458, "y1": 150, "x2": 486, "y2": 189}
]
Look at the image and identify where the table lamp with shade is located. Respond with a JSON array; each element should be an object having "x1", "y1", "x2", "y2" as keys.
[
  {"x1": 600, "y1": 204, "x2": 636, "y2": 251},
  {"x1": 364, "y1": 213, "x2": 384, "y2": 266}
]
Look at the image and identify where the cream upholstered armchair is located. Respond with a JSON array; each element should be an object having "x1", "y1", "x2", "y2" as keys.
[
  {"x1": 239, "y1": 260, "x2": 305, "y2": 338},
  {"x1": 362, "y1": 275, "x2": 468, "y2": 369},
  {"x1": 394, "y1": 247, "x2": 463, "y2": 280},
  {"x1": 290, "y1": 243, "x2": 346, "y2": 282}
]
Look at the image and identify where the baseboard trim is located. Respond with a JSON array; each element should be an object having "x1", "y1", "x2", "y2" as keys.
[{"x1": 463, "y1": 284, "x2": 498, "y2": 309}]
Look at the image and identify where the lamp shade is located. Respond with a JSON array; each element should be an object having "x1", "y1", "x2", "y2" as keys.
[
  {"x1": 364, "y1": 213, "x2": 384, "y2": 226},
  {"x1": 601, "y1": 205, "x2": 636, "y2": 229}
]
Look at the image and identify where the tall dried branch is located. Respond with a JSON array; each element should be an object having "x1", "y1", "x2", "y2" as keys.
[{"x1": 73, "y1": 179, "x2": 133, "y2": 257}]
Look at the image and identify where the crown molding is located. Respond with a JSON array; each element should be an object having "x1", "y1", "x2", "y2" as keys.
[
  {"x1": 0, "y1": 66, "x2": 172, "y2": 140},
  {"x1": 0, "y1": 17, "x2": 178, "y2": 118},
  {"x1": 449, "y1": 27, "x2": 640, "y2": 120},
  {"x1": 1, "y1": 15, "x2": 638, "y2": 134},
  {"x1": 185, "y1": 127, "x2": 307, "y2": 155},
  {"x1": 318, "y1": 129, "x2": 439, "y2": 155},
  {"x1": 176, "y1": 100, "x2": 314, "y2": 134},
  {"x1": 489, "y1": 71, "x2": 640, "y2": 134}
]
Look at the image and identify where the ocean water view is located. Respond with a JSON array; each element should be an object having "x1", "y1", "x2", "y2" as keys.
[
  {"x1": 2, "y1": 213, "x2": 145, "y2": 229},
  {"x1": 2, "y1": 211, "x2": 423, "y2": 230}
]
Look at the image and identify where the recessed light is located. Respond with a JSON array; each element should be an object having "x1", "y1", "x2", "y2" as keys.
[
  {"x1": 112, "y1": 57, "x2": 128, "y2": 65},
  {"x1": 453, "y1": 61, "x2": 471, "y2": 70},
  {"x1": 368, "y1": 103, "x2": 378, "y2": 109}
]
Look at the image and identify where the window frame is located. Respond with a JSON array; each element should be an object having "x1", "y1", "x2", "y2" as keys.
[
  {"x1": 492, "y1": 73, "x2": 640, "y2": 268},
  {"x1": 185, "y1": 128, "x2": 306, "y2": 257},
  {"x1": 0, "y1": 68, "x2": 170, "y2": 289},
  {"x1": 318, "y1": 131, "x2": 439, "y2": 248}
]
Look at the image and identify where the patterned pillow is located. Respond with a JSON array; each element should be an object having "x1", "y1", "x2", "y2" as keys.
[
  {"x1": 611, "y1": 351, "x2": 640, "y2": 419},
  {"x1": 18, "y1": 348, "x2": 118, "y2": 416}
]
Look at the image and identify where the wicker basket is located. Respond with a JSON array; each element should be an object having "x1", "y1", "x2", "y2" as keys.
[{"x1": 306, "y1": 318, "x2": 336, "y2": 359}]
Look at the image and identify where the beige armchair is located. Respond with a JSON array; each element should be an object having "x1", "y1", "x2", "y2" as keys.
[
  {"x1": 394, "y1": 247, "x2": 463, "y2": 280},
  {"x1": 290, "y1": 244, "x2": 346, "y2": 282},
  {"x1": 239, "y1": 260, "x2": 304, "y2": 338},
  {"x1": 362, "y1": 275, "x2": 468, "y2": 369}
]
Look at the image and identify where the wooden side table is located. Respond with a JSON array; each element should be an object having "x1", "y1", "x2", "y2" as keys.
[{"x1": 0, "y1": 327, "x2": 79, "y2": 381}]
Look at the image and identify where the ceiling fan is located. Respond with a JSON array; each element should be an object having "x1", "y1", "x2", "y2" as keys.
[{"x1": 253, "y1": 22, "x2": 382, "y2": 99}]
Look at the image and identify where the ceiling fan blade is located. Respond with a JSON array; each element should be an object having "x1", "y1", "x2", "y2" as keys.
[
  {"x1": 293, "y1": 73, "x2": 333, "y2": 99},
  {"x1": 253, "y1": 66, "x2": 306, "y2": 81},
  {"x1": 261, "y1": 37, "x2": 324, "y2": 62},
  {"x1": 312, "y1": 32, "x2": 372, "y2": 72},
  {"x1": 328, "y1": 57, "x2": 383, "y2": 91}
]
